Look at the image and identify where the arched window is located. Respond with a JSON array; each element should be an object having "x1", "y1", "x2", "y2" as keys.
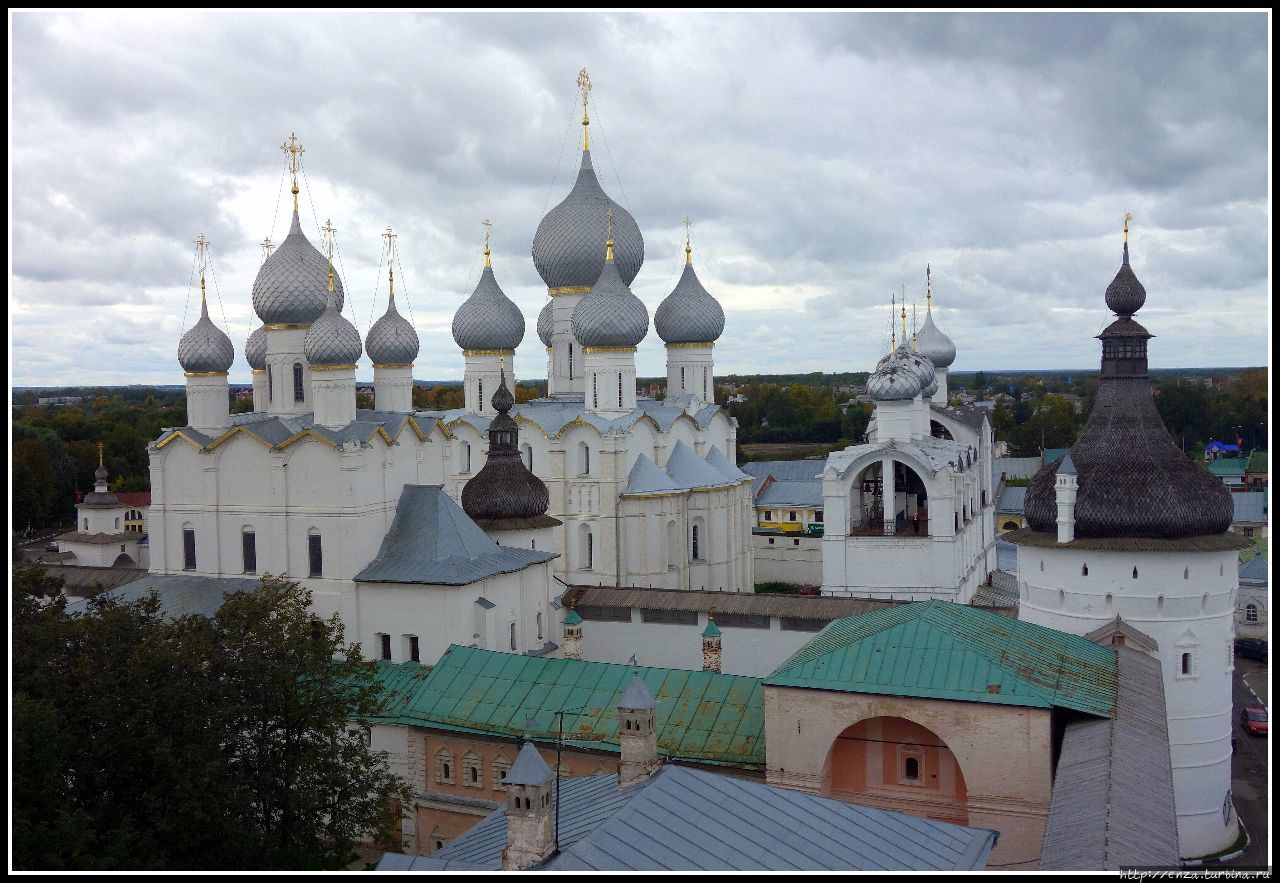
[
  {"x1": 463, "y1": 751, "x2": 482, "y2": 788},
  {"x1": 703, "y1": 367, "x2": 708, "y2": 401},
  {"x1": 492, "y1": 754, "x2": 511, "y2": 790},
  {"x1": 692, "y1": 524, "x2": 701, "y2": 561},
  {"x1": 308, "y1": 529, "x2": 323, "y2": 578},
  {"x1": 1082, "y1": 563, "x2": 1089, "y2": 576},
  {"x1": 242, "y1": 527, "x2": 257, "y2": 574},
  {"x1": 579, "y1": 442, "x2": 590, "y2": 475},
  {"x1": 536, "y1": 612, "x2": 543, "y2": 642},
  {"x1": 680, "y1": 366, "x2": 686, "y2": 391},
  {"x1": 268, "y1": 364, "x2": 273, "y2": 401},
  {"x1": 1132, "y1": 566, "x2": 1138, "y2": 579},
  {"x1": 580, "y1": 525, "x2": 593, "y2": 571},
  {"x1": 1105, "y1": 593, "x2": 1113, "y2": 610},
  {"x1": 478, "y1": 378, "x2": 484, "y2": 412},
  {"x1": 1157, "y1": 595, "x2": 1165, "y2": 611},
  {"x1": 114, "y1": 517, "x2": 120, "y2": 530},
  {"x1": 1181, "y1": 653, "x2": 1192, "y2": 676},
  {"x1": 293, "y1": 362, "x2": 305, "y2": 402},
  {"x1": 568, "y1": 342, "x2": 574, "y2": 379},
  {"x1": 1245, "y1": 603, "x2": 1258, "y2": 623},
  {"x1": 905, "y1": 757, "x2": 920, "y2": 780},
  {"x1": 1184, "y1": 567, "x2": 1190, "y2": 579},
  {"x1": 618, "y1": 372, "x2": 623, "y2": 408},
  {"x1": 592, "y1": 373, "x2": 598, "y2": 409},
  {"x1": 509, "y1": 621, "x2": 517, "y2": 651},
  {"x1": 462, "y1": 441, "x2": 472, "y2": 473},
  {"x1": 521, "y1": 443, "x2": 533, "y2": 471},
  {"x1": 435, "y1": 748, "x2": 455, "y2": 785},
  {"x1": 667, "y1": 520, "x2": 678, "y2": 571},
  {"x1": 182, "y1": 523, "x2": 196, "y2": 570},
  {"x1": 83, "y1": 518, "x2": 88, "y2": 531}
]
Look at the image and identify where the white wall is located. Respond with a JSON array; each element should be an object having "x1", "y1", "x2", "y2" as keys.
[{"x1": 753, "y1": 533, "x2": 822, "y2": 586}]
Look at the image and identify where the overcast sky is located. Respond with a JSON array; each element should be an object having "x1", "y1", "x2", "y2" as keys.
[{"x1": 10, "y1": 11, "x2": 1271, "y2": 387}]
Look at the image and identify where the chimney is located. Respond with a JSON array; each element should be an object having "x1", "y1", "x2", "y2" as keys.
[
  {"x1": 701, "y1": 613, "x2": 722, "y2": 673},
  {"x1": 1055, "y1": 453, "x2": 1078, "y2": 544},
  {"x1": 562, "y1": 607, "x2": 583, "y2": 661},
  {"x1": 500, "y1": 736, "x2": 556, "y2": 871},
  {"x1": 617, "y1": 666, "x2": 659, "y2": 787}
]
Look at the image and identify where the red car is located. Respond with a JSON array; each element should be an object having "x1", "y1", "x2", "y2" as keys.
[{"x1": 1241, "y1": 707, "x2": 1268, "y2": 736}]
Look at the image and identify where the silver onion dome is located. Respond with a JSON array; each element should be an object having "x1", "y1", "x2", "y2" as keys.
[
  {"x1": 868, "y1": 351, "x2": 925, "y2": 401},
  {"x1": 367, "y1": 291, "x2": 419, "y2": 366},
  {"x1": 251, "y1": 211, "x2": 345, "y2": 326},
  {"x1": 654, "y1": 256, "x2": 725, "y2": 344},
  {"x1": 178, "y1": 298, "x2": 235, "y2": 373},
  {"x1": 452, "y1": 262, "x2": 525, "y2": 351},
  {"x1": 571, "y1": 247, "x2": 649, "y2": 348},
  {"x1": 532, "y1": 150, "x2": 644, "y2": 290},
  {"x1": 536, "y1": 300, "x2": 554, "y2": 347},
  {"x1": 916, "y1": 310, "x2": 956, "y2": 368},
  {"x1": 245, "y1": 325, "x2": 268, "y2": 371},
  {"x1": 303, "y1": 289, "x2": 362, "y2": 366}
]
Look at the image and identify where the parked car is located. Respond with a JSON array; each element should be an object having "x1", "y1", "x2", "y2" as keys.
[
  {"x1": 798, "y1": 585, "x2": 821, "y2": 596},
  {"x1": 45, "y1": 542, "x2": 58, "y2": 552},
  {"x1": 1241, "y1": 707, "x2": 1268, "y2": 737},
  {"x1": 1234, "y1": 638, "x2": 1268, "y2": 662}
]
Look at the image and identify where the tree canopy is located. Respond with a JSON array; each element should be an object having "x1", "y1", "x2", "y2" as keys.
[{"x1": 13, "y1": 568, "x2": 409, "y2": 870}]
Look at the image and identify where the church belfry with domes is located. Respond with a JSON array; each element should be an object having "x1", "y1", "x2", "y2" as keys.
[{"x1": 1008, "y1": 218, "x2": 1246, "y2": 859}]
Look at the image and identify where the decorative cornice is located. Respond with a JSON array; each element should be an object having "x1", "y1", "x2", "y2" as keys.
[
  {"x1": 309, "y1": 363, "x2": 358, "y2": 372},
  {"x1": 373, "y1": 363, "x2": 414, "y2": 370},
  {"x1": 548, "y1": 286, "x2": 592, "y2": 296},
  {"x1": 251, "y1": 369, "x2": 267, "y2": 375},
  {"x1": 665, "y1": 341, "x2": 715, "y2": 350},
  {"x1": 184, "y1": 371, "x2": 229, "y2": 378},
  {"x1": 463, "y1": 349, "x2": 516, "y2": 358},
  {"x1": 264, "y1": 322, "x2": 311, "y2": 331},
  {"x1": 583, "y1": 346, "x2": 637, "y2": 354}
]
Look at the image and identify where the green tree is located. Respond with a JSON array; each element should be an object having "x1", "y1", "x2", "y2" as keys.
[{"x1": 13, "y1": 571, "x2": 409, "y2": 870}]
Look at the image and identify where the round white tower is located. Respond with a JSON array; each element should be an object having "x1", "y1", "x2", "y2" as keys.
[
  {"x1": 452, "y1": 226, "x2": 523, "y2": 415},
  {"x1": 366, "y1": 227, "x2": 419, "y2": 413},
  {"x1": 655, "y1": 220, "x2": 724, "y2": 408},
  {"x1": 177, "y1": 234, "x2": 234, "y2": 433},
  {"x1": 1009, "y1": 222, "x2": 1244, "y2": 859},
  {"x1": 303, "y1": 220, "x2": 362, "y2": 430},
  {"x1": 915, "y1": 265, "x2": 956, "y2": 405}
]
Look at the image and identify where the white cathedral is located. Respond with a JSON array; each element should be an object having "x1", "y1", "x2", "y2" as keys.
[{"x1": 135, "y1": 76, "x2": 1243, "y2": 860}]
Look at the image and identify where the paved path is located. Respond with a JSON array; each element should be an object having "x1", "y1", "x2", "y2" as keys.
[{"x1": 1225, "y1": 656, "x2": 1268, "y2": 869}]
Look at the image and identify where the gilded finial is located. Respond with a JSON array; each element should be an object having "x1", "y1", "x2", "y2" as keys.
[
  {"x1": 383, "y1": 226, "x2": 397, "y2": 299},
  {"x1": 605, "y1": 207, "x2": 615, "y2": 261},
  {"x1": 683, "y1": 216, "x2": 693, "y2": 265},
  {"x1": 281, "y1": 133, "x2": 305, "y2": 212},
  {"x1": 261, "y1": 237, "x2": 274, "y2": 263},
  {"x1": 1122, "y1": 211, "x2": 1133, "y2": 263},
  {"x1": 98, "y1": 441, "x2": 104, "y2": 468},
  {"x1": 912, "y1": 304, "x2": 918, "y2": 350},
  {"x1": 926, "y1": 263, "x2": 932, "y2": 313},
  {"x1": 482, "y1": 218, "x2": 492, "y2": 268},
  {"x1": 322, "y1": 219, "x2": 336, "y2": 294},
  {"x1": 901, "y1": 293, "x2": 908, "y2": 344},
  {"x1": 890, "y1": 292, "x2": 897, "y2": 350},
  {"x1": 194, "y1": 233, "x2": 209, "y2": 305},
  {"x1": 578, "y1": 68, "x2": 592, "y2": 151}
]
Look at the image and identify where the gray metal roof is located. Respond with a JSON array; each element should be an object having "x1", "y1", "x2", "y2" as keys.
[
  {"x1": 704, "y1": 445, "x2": 750, "y2": 483},
  {"x1": 654, "y1": 260, "x2": 725, "y2": 344},
  {"x1": 366, "y1": 291, "x2": 420, "y2": 366},
  {"x1": 158, "y1": 409, "x2": 424, "y2": 451},
  {"x1": 354, "y1": 485, "x2": 555, "y2": 586},
  {"x1": 931, "y1": 402, "x2": 989, "y2": 431},
  {"x1": 741, "y1": 460, "x2": 825, "y2": 482},
  {"x1": 452, "y1": 262, "x2": 525, "y2": 351},
  {"x1": 997, "y1": 485, "x2": 1027, "y2": 515},
  {"x1": 915, "y1": 308, "x2": 956, "y2": 368},
  {"x1": 429, "y1": 766, "x2": 997, "y2": 871},
  {"x1": 617, "y1": 673, "x2": 655, "y2": 710},
  {"x1": 251, "y1": 209, "x2": 345, "y2": 326},
  {"x1": 505, "y1": 738, "x2": 555, "y2": 786},
  {"x1": 970, "y1": 570, "x2": 1020, "y2": 609},
  {"x1": 1039, "y1": 646, "x2": 1178, "y2": 870},
  {"x1": 532, "y1": 149, "x2": 644, "y2": 290},
  {"x1": 41, "y1": 564, "x2": 147, "y2": 593},
  {"x1": 375, "y1": 853, "x2": 492, "y2": 871},
  {"x1": 756, "y1": 479, "x2": 823, "y2": 509},
  {"x1": 623, "y1": 453, "x2": 684, "y2": 496},
  {"x1": 303, "y1": 289, "x2": 362, "y2": 366},
  {"x1": 994, "y1": 456, "x2": 1042, "y2": 484},
  {"x1": 570, "y1": 254, "x2": 649, "y2": 348},
  {"x1": 1238, "y1": 555, "x2": 1268, "y2": 584},
  {"x1": 65, "y1": 573, "x2": 264, "y2": 619},
  {"x1": 664, "y1": 440, "x2": 733, "y2": 490},
  {"x1": 1233, "y1": 491, "x2": 1267, "y2": 524},
  {"x1": 177, "y1": 297, "x2": 234, "y2": 374}
]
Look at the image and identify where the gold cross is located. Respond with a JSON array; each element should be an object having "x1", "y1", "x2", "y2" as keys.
[
  {"x1": 683, "y1": 216, "x2": 693, "y2": 264},
  {"x1": 1123, "y1": 211, "x2": 1133, "y2": 242},
  {"x1": 482, "y1": 218, "x2": 492, "y2": 267},
  {"x1": 384, "y1": 226, "x2": 397, "y2": 294},
  {"x1": 578, "y1": 68, "x2": 592, "y2": 149},
  {"x1": 98, "y1": 441, "x2": 104, "y2": 467},
  {"x1": 194, "y1": 234, "x2": 209, "y2": 302},
  {"x1": 322, "y1": 219, "x2": 337, "y2": 291}
]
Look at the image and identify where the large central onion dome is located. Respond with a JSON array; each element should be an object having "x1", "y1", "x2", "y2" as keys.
[
  {"x1": 532, "y1": 150, "x2": 644, "y2": 291},
  {"x1": 1024, "y1": 240, "x2": 1232, "y2": 539},
  {"x1": 252, "y1": 211, "x2": 346, "y2": 326},
  {"x1": 461, "y1": 372, "x2": 556, "y2": 527},
  {"x1": 367, "y1": 290, "x2": 420, "y2": 366},
  {"x1": 245, "y1": 325, "x2": 268, "y2": 371},
  {"x1": 303, "y1": 286, "x2": 362, "y2": 367},
  {"x1": 571, "y1": 238, "x2": 649, "y2": 348},
  {"x1": 654, "y1": 241, "x2": 725, "y2": 344},
  {"x1": 178, "y1": 296, "x2": 235, "y2": 374},
  {"x1": 452, "y1": 251, "x2": 525, "y2": 351},
  {"x1": 916, "y1": 310, "x2": 956, "y2": 368}
]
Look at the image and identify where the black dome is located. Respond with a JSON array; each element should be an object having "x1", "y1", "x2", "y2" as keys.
[{"x1": 461, "y1": 374, "x2": 553, "y2": 525}]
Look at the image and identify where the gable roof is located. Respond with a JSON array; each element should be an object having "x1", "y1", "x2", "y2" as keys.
[
  {"x1": 354, "y1": 485, "x2": 555, "y2": 586},
  {"x1": 425, "y1": 765, "x2": 997, "y2": 871},
  {"x1": 369, "y1": 645, "x2": 764, "y2": 767},
  {"x1": 756, "y1": 479, "x2": 823, "y2": 509},
  {"x1": 703, "y1": 445, "x2": 750, "y2": 483},
  {"x1": 65, "y1": 573, "x2": 264, "y2": 619},
  {"x1": 1238, "y1": 555, "x2": 1268, "y2": 583},
  {"x1": 765, "y1": 600, "x2": 1117, "y2": 718},
  {"x1": 996, "y1": 485, "x2": 1027, "y2": 515},
  {"x1": 622, "y1": 453, "x2": 684, "y2": 496}
]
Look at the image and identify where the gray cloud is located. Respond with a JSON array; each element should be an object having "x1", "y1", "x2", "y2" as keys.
[{"x1": 10, "y1": 11, "x2": 1268, "y2": 388}]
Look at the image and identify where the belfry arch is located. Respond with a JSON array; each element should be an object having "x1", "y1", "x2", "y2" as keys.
[{"x1": 848, "y1": 458, "x2": 930, "y2": 537}]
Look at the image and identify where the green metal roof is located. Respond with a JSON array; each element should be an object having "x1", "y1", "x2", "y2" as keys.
[
  {"x1": 367, "y1": 645, "x2": 764, "y2": 767},
  {"x1": 1207, "y1": 458, "x2": 1248, "y2": 477},
  {"x1": 1043, "y1": 448, "x2": 1070, "y2": 466},
  {"x1": 563, "y1": 609, "x2": 583, "y2": 625},
  {"x1": 765, "y1": 600, "x2": 1117, "y2": 718},
  {"x1": 702, "y1": 619, "x2": 721, "y2": 637}
]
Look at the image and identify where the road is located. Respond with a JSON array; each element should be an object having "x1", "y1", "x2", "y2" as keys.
[
  {"x1": 1225, "y1": 654, "x2": 1268, "y2": 869},
  {"x1": 16, "y1": 528, "x2": 67, "y2": 563}
]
